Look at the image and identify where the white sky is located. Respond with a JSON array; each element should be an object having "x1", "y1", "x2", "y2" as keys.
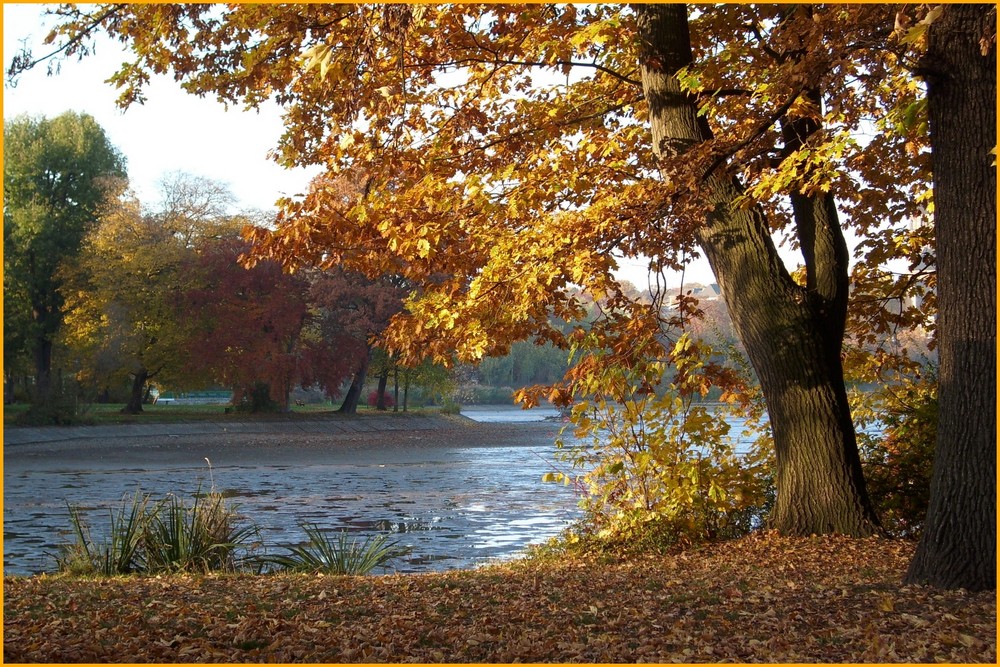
[
  {"x1": 2, "y1": 3, "x2": 718, "y2": 288},
  {"x1": 2, "y1": 3, "x2": 322, "y2": 213}
]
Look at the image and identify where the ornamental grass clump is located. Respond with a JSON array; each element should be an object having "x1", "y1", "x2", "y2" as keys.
[
  {"x1": 58, "y1": 490, "x2": 150, "y2": 576},
  {"x1": 58, "y1": 487, "x2": 259, "y2": 576},
  {"x1": 141, "y1": 490, "x2": 260, "y2": 574},
  {"x1": 261, "y1": 523, "x2": 405, "y2": 575}
]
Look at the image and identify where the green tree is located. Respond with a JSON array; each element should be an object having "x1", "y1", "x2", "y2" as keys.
[
  {"x1": 59, "y1": 175, "x2": 241, "y2": 414},
  {"x1": 4, "y1": 112, "x2": 126, "y2": 411}
]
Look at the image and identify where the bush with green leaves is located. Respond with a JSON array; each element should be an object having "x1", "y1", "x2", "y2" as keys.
[
  {"x1": 854, "y1": 372, "x2": 937, "y2": 537},
  {"x1": 16, "y1": 379, "x2": 91, "y2": 426}
]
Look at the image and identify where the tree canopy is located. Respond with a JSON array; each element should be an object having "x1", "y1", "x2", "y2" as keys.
[
  {"x1": 19, "y1": 5, "x2": 931, "y2": 383},
  {"x1": 16, "y1": 4, "x2": 992, "y2": 585},
  {"x1": 3, "y1": 111, "x2": 127, "y2": 402}
]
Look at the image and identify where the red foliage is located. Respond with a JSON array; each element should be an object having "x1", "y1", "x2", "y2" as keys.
[
  {"x1": 367, "y1": 390, "x2": 395, "y2": 408},
  {"x1": 181, "y1": 236, "x2": 313, "y2": 409}
]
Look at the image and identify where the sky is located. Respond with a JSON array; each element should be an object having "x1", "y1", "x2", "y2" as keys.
[
  {"x1": 2, "y1": 3, "x2": 719, "y2": 288},
  {"x1": 3, "y1": 3, "x2": 323, "y2": 212}
]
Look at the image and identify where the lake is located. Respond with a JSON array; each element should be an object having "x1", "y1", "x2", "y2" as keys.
[
  {"x1": 3, "y1": 405, "x2": 775, "y2": 576},
  {"x1": 3, "y1": 409, "x2": 579, "y2": 576}
]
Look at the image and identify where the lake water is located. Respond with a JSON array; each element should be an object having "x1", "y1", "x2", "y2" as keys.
[
  {"x1": 3, "y1": 405, "x2": 774, "y2": 576},
  {"x1": 3, "y1": 409, "x2": 579, "y2": 576}
]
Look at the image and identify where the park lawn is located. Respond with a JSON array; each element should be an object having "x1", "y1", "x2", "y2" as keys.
[
  {"x1": 2, "y1": 402, "x2": 435, "y2": 427},
  {"x1": 4, "y1": 533, "x2": 995, "y2": 663}
]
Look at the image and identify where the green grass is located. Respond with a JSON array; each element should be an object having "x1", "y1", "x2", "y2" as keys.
[{"x1": 3, "y1": 402, "x2": 443, "y2": 426}]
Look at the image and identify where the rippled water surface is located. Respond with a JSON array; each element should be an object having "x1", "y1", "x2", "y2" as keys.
[{"x1": 4, "y1": 410, "x2": 579, "y2": 575}]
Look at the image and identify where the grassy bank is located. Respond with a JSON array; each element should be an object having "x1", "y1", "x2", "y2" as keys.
[
  {"x1": 2, "y1": 402, "x2": 443, "y2": 427},
  {"x1": 4, "y1": 533, "x2": 994, "y2": 663}
]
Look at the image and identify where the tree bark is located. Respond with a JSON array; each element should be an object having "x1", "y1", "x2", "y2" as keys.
[
  {"x1": 122, "y1": 368, "x2": 149, "y2": 414},
  {"x1": 403, "y1": 371, "x2": 411, "y2": 412},
  {"x1": 393, "y1": 365, "x2": 399, "y2": 413},
  {"x1": 637, "y1": 4, "x2": 880, "y2": 536},
  {"x1": 32, "y1": 334, "x2": 53, "y2": 402},
  {"x1": 906, "y1": 4, "x2": 996, "y2": 591},
  {"x1": 337, "y1": 349, "x2": 370, "y2": 414},
  {"x1": 375, "y1": 370, "x2": 389, "y2": 410}
]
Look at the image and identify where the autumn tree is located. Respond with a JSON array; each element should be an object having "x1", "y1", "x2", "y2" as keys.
[
  {"x1": 59, "y1": 174, "x2": 241, "y2": 413},
  {"x1": 24, "y1": 5, "x2": 939, "y2": 536},
  {"x1": 3, "y1": 111, "x2": 126, "y2": 410},
  {"x1": 903, "y1": 4, "x2": 996, "y2": 592},
  {"x1": 184, "y1": 234, "x2": 312, "y2": 411},
  {"x1": 61, "y1": 195, "x2": 184, "y2": 413},
  {"x1": 306, "y1": 268, "x2": 407, "y2": 414}
]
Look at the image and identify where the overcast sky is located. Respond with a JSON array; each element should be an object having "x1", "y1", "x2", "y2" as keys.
[{"x1": 3, "y1": 3, "x2": 718, "y2": 288}]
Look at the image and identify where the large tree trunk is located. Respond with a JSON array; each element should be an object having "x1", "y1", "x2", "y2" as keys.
[
  {"x1": 122, "y1": 368, "x2": 149, "y2": 414},
  {"x1": 906, "y1": 4, "x2": 996, "y2": 591},
  {"x1": 637, "y1": 5, "x2": 880, "y2": 536},
  {"x1": 337, "y1": 350, "x2": 370, "y2": 414}
]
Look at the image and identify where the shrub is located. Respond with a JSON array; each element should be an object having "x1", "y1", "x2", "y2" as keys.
[
  {"x1": 367, "y1": 390, "x2": 395, "y2": 409},
  {"x1": 543, "y1": 333, "x2": 774, "y2": 553},
  {"x1": 858, "y1": 376, "x2": 937, "y2": 537},
  {"x1": 16, "y1": 379, "x2": 91, "y2": 426}
]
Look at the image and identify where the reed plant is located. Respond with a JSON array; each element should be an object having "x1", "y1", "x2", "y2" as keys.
[
  {"x1": 57, "y1": 487, "x2": 259, "y2": 575},
  {"x1": 141, "y1": 490, "x2": 260, "y2": 574}
]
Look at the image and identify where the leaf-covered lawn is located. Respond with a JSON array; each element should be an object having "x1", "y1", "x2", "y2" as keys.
[{"x1": 4, "y1": 534, "x2": 994, "y2": 663}]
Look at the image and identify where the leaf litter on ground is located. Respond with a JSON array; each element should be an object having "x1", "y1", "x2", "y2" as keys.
[{"x1": 4, "y1": 532, "x2": 995, "y2": 663}]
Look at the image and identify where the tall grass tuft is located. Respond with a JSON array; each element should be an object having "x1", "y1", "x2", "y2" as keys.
[
  {"x1": 142, "y1": 490, "x2": 260, "y2": 574},
  {"x1": 57, "y1": 487, "x2": 259, "y2": 575},
  {"x1": 262, "y1": 523, "x2": 405, "y2": 575},
  {"x1": 58, "y1": 490, "x2": 150, "y2": 576}
]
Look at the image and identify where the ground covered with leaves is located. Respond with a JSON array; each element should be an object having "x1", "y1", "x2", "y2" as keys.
[{"x1": 4, "y1": 533, "x2": 995, "y2": 663}]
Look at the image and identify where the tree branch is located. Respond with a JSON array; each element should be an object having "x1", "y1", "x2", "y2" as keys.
[{"x1": 6, "y1": 5, "x2": 123, "y2": 85}]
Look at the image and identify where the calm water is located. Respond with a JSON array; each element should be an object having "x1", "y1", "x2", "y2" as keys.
[
  {"x1": 3, "y1": 406, "x2": 773, "y2": 576},
  {"x1": 3, "y1": 410, "x2": 579, "y2": 576}
]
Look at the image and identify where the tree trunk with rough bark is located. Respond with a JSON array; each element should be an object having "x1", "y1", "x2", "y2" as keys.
[
  {"x1": 375, "y1": 371, "x2": 389, "y2": 410},
  {"x1": 906, "y1": 3, "x2": 996, "y2": 591},
  {"x1": 636, "y1": 4, "x2": 880, "y2": 536},
  {"x1": 337, "y1": 350, "x2": 370, "y2": 414},
  {"x1": 32, "y1": 333, "x2": 53, "y2": 402},
  {"x1": 122, "y1": 368, "x2": 149, "y2": 415}
]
